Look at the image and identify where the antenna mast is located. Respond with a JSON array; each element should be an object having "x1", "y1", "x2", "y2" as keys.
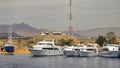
[{"x1": 68, "y1": 0, "x2": 73, "y2": 36}]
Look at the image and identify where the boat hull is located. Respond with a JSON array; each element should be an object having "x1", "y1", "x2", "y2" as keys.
[
  {"x1": 4, "y1": 46, "x2": 14, "y2": 52},
  {"x1": 29, "y1": 48, "x2": 63, "y2": 56},
  {"x1": 63, "y1": 50, "x2": 80, "y2": 57},
  {"x1": 99, "y1": 51, "x2": 120, "y2": 58},
  {"x1": 79, "y1": 51, "x2": 98, "y2": 57}
]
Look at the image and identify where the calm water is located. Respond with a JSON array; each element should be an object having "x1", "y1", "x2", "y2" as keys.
[{"x1": 0, "y1": 54, "x2": 120, "y2": 68}]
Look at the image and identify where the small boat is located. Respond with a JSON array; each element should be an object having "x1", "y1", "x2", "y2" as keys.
[
  {"x1": 4, "y1": 25, "x2": 14, "y2": 53},
  {"x1": 4, "y1": 43, "x2": 14, "y2": 52},
  {"x1": 63, "y1": 46, "x2": 80, "y2": 57},
  {"x1": 79, "y1": 44, "x2": 99, "y2": 57},
  {"x1": 99, "y1": 44, "x2": 119, "y2": 58},
  {"x1": 29, "y1": 40, "x2": 63, "y2": 56}
]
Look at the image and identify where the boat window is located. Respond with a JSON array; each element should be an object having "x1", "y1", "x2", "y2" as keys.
[
  {"x1": 75, "y1": 49, "x2": 80, "y2": 51},
  {"x1": 47, "y1": 43, "x2": 53, "y2": 45},
  {"x1": 118, "y1": 46, "x2": 120, "y2": 51},
  {"x1": 43, "y1": 48, "x2": 59, "y2": 50},
  {"x1": 39, "y1": 43, "x2": 46, "y2": 45},
  {"x1": 103, "y1": 48, "x2": 109, "y2": 51},
  {"x1": 38, "y1": 43, "x2": 53, "y2": 46},
  {"x1": 86, "y1": 49, "x2": 94, "y2": 51},
  {"x1": 119, "y1": 48, "x2": 120, "y2": 51}
]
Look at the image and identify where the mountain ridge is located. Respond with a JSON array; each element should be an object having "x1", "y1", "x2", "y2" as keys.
[
  {"x1": 74, "y1": 27, "x2": 120, "y2": 38},
  {"x1": 0, "y1": 23, "x2": 120, "y2": 38},
  {"x1": 0, "y1": 23, "x2": 48, "y2": 37}
]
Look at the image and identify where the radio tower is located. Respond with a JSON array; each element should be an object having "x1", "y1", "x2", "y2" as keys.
[{"x1": 68, "y1": 0, "x2": 73, "y2": 36}]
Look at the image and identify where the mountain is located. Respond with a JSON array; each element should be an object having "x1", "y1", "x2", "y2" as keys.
[
  {"x1": 75, "y1": 27, "x2": 120, "y2": 38},
  {"x1": 0, "y1": 32, "x2": 23, "y2": 38},
  {"x1": 0, "y1": 23, "x2": 48, "y2": 37},
  {"x1": 0, "y1": 23, "x2": 120, "y2": 38},
  {"x1": 12, "y1": 23, "x2": 39, "y2": 37},
  {"x1": 0, "y1": 24, "x2": 9, "y2": 33}
]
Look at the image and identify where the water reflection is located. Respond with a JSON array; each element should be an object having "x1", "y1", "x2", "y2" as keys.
[{"x1": 0, "y1": 55, "x2": 120, "y2": 68}]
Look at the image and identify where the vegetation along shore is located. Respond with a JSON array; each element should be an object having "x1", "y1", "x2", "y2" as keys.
[{"x1": 0, "y1": 31, "x2": 120, "y2": 54}]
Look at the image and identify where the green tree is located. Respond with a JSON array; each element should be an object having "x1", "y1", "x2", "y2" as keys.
[
  {"x1": 106, "y1": 32, "x2": 117, "y2": 44},
  {"x1": 58, "y1": 39, "x2": 71, "y2": 46},
  {"x1": 96, "y1": 36, "x2": 106, "y2": 47}
]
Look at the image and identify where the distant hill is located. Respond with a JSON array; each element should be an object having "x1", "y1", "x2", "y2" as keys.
[
  {"x1": 0, "y1": 32, "x2": 23, "y2": 38},
  {"x1": 74, "y1": 27, "x2": 120, "y2": 38},
  {"x1": 0, "y1": 23, "x2": 48, "y2": 37},
  {"x1": 0, "y1": 23, "x2": 120, "y2": 38},
  {"x1": 0, "y1": 24, "x2": 9, "y2": 33},
  {"x1": 12, "y1": 23, "x2": 40, "y2": 37}
]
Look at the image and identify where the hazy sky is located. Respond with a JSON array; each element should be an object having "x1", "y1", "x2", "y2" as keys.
[{"x1": 0, "y1": 0, "x2": 120, "y2": 31}]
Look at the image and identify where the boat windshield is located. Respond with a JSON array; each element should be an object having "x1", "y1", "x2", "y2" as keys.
[
  {"x1": 38, "y1": 43, "x2": 53, "y2": 46},
  {"x1": 103, "y1": 48, "x2": 109, "y2": 51}
]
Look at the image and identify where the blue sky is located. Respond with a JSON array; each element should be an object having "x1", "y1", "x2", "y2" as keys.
[{"x1": 0, "y1": 0, "x2": 120, "y2": 31}]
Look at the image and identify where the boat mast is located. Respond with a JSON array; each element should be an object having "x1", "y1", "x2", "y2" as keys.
[{"x1": 8, "y1": 25, "x2": 12, "y2": 44}]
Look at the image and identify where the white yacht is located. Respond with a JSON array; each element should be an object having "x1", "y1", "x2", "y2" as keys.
[
  {"x1": 29, "y1": 40, "x2": 63, "y2": 56},
  {"x1": 63, "y1": 46, "x2": 80, "y2": 57},
  {"x1": 99, "y1": 44, "x2": 119, "y2": 57},
  {"x1": 79, "y1": 44, "x2": 99, "y2": 57}
]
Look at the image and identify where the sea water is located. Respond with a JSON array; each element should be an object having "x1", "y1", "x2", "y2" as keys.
[{"x1": 0, "y1": 54, "x2": 120, "y2": 68}]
